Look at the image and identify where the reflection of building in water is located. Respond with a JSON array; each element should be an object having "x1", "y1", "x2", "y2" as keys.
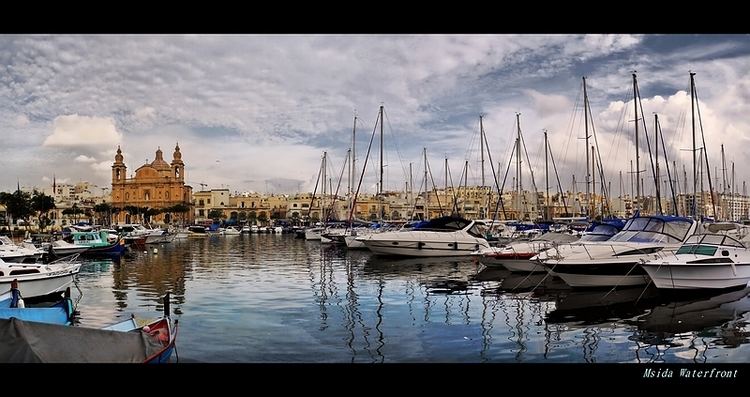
[{"x1": 110, "y1": 244, "x2": 190, "y2": 311}]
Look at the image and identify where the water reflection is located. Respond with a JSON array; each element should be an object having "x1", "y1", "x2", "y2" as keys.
[
  {"x1": 628, "y1": 287, "x2": 750, "y2": 362},
  {"x1": 67, "y1": 234, "x2": 750, "y2": 362}
]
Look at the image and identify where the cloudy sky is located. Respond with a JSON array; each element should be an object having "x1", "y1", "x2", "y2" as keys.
[{"x1": 2, "y1": 34, "x2": 749, "y2": 197}]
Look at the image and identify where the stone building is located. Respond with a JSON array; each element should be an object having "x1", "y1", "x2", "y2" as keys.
[{"x1": 110, "y1": 144, "x2": 194, "y2": 225}]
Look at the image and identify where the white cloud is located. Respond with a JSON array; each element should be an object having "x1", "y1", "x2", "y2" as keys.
[
  {"x1": 524, "y1": 89, "x2": 573, "y2": 115},
  {"x1": 15, "y1": 114, "x2": 29, "y2": 127},
  {"x1": 74, "y1": 154, "x2": 96, "y2": 163},
  {"x1": 2, "y1": 35, "x2": 750, "y2": 197},
  {"x1": 43, "y1": 114, "x2": 122, "y2": 148}
]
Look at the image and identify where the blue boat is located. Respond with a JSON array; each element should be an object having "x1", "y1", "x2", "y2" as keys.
[
  {"x1": 0, "y1": 281, "x2": 75, "y2": 325},
  {"x1": 69, "y1": 231, "x2": 126, "y2": 256},
  {"x1": 0, "y1": 293, "x2": 177, "y2": 363}
]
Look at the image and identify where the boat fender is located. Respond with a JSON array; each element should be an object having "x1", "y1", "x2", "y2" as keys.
[{"x1": 417, "y1": 242, "x2": 425, "y2": 249}]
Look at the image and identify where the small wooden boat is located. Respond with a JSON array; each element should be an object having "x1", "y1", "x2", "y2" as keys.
[
  {"x1": 0, "y1": 281, "x2": 75, "y2": 325},
  {"x1": 0, "y1": 293, "x2": 178, "y2": 363}
]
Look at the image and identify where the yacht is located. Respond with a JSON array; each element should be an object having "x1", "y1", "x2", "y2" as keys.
[{"x1": 358, "y1": 216, "x2": 490, "y2": 257}]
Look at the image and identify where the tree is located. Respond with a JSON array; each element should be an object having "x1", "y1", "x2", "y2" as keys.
[
  {"x1": 30, "y1": 191, "x2": 55, "y2": 231},
  {"x1": 0, "y1": 190, "x2": 33, "y2": 228},
  {"x1": 171, "y1": 203, "x2": 190, "y2": 226},
  {"x1": 258, "y1": 211, "x2": 268, "y2": 225},
  {"x1": 62, "y1": 204, "x2": 84, "y2": 224},
  {"x1": 143, "y1": 207, "x2": 161, "y2": 224},
  {"x1": 208, "y1": 209, "x2": 224, "y2": 222},
  {"x1": 94, "y1": 203, "x2": 113, "y2": 226}
]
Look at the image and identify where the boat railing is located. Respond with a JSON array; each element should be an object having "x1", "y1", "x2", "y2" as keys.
[{"x1": 48, "y1": 253, "x2": 81, "y2": 264}]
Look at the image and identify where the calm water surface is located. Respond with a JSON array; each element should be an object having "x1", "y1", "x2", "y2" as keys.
[{"x1": 72, "y1": 234, "x2": 750, "y2": 363}]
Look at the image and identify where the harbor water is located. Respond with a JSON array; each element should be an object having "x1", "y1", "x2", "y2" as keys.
[{"x1": 72, "y1": 234, "x2": 750, "y2": 363}]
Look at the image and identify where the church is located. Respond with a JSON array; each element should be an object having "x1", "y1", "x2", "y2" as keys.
[{"x1": 110, "y1": 144, "x2": 194, "y2": 225}]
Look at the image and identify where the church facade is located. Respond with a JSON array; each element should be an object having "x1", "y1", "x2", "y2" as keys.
[{"x1": 110, "y1": 144, "x2": 194, "y2": 225}]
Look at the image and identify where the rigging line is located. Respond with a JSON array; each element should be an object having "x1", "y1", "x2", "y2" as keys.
[
  {"x1": 446, "y1": 159, "x2": 460, "y2": 215},
  {"x1": 562, "y1": 85, "x2": 584, "y2": 169},
  {"x1": 425, "y1": 153, "x2": 444, "y2": 214},
  {"x1": 694, "y1": 80, "x2": 718, "y2": 219},
  {"x1": 325, "y1": 151, "x2": 350, "y2": 222},
  {"x1": 382, "y1": 107, "x2": 411, "y2": 186},
  {"x1": 481, "y1": 122, "x2": 507, "y2": 220},
  {"x1": 635, "y1": 81, "x2": 661, "y2": 214},
  {"x1": 491, "y1": 137, "x2": 515, "y2": 221},
  {"x1": 587, "y1": 95, "x2": 611, "y2": 216},
  {"x1": 657, "y1": 117, "x2": 679, "y2": 216},
  {"x1": 306, "y1": 154, "x2": 324, "y2": 221},
  {"x1": 520, "y1": 129, "x2": 540, "y2": 204},
  {"x1": 605, "y1": 90, "x2": 632, "y2": 178},
  {"x1": 463, "y1": 117, "x2": 481, "y2": 162},
  {"x1": 346, "y1": 109, "x2": 382, "y2": 225},
  {"x1": 549, "y1": 136, "x2": 569, "y2": 213}
]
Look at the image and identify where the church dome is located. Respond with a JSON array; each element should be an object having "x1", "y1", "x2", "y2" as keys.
[{"x1": 150, "y1": 147, "x2": 171, "y2": 170}]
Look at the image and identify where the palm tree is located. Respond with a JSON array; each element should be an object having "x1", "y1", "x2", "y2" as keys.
[{"x1": 30, "y1": 191, "x2": 55, "y2": 231}]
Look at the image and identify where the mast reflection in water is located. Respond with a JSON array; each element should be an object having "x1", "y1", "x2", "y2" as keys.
[{"x1": 71, "y1": 235, "x2": 750, "y2": 362}]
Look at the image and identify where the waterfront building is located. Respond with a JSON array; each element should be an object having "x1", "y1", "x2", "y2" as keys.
[{"x1": 110, "y1": 144, "x2": 194, "y2": 225}]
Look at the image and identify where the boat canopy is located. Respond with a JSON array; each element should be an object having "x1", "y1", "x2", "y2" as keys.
[
  {"x1": 0, "y1": 317, "x2": 165, "y2": 362},
  {"x1": 413, "y1": 216, "x2": 473, "y2": 231},
  {"x1": 607, "y1": 216, "x2": 693, "y2": 244}
]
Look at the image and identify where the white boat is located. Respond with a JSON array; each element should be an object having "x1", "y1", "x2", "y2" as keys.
[
  {"x1": 0, "y1": 257, "x2": 81, "y2": 298},
  {"x1": 538, "y1": 215, "x2": 698, "y2": 288},
  {"x1": 304, "y1": 227, "x2": 324, "y2": 241},
  {"x1": 476, "y1": 232, "x2": 580, "y2": 272},
  {"x1": 49, "y1": 239, "x2": 90, "y2": 256},
  {"x1": 358, "y1": 216, "x2": 490, "y2": 257},
  {"x1": 0, "y1": 236, "x2": 43, "y2": 263},
  {"x1": 641, "y1": 233, "x2": 750, "y2": 290},
  {"x1": 220, "y1": 227, "x2": 241, "y2": 236}
]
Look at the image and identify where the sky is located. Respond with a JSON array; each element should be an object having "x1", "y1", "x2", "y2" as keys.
[{"x1": 2, "y1": 34, "x2": 750, "y2": 197}]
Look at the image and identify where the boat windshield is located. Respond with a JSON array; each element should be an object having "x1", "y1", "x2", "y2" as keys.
[
  {"x1": 466, "y1": 222, "x2": 488, "y2": 239},
  {"x1": 607, "y1": 217, "x2": 693, "y2": 244},
  {"x1": 580, "y1": 224, "x2": 621, "y2": 241}
]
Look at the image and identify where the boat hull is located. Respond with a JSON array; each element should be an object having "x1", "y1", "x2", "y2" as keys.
[
  {"x1": 641, "y1": 262, "x2": 750, "y2": 290},
  {"x1": 0, "y1": 263, "x2": 81, "y2": 298}
]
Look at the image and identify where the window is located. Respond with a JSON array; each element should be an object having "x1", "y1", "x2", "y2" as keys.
[
  {"x1": 207, "y1": 199, "x2": 211, "y2": 204},
  {"x1": 198, "y1": 209, "x2": 205, "y2": 216},
  {"x1": 199, "y1": 200, "x2": 204, "y2": 206}
]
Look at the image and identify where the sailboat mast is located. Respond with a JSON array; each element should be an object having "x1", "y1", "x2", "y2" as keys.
[
  {"x1": 464, "y1": 160, "x2": 469, "y2": 215},
  {"x1": 633, "y1": 73, "x2": 641, "y2": 211},
  {"x1": 544, "y1": 130, "x2": 549, "y2": 221},
  {"x1": 444, "y1": 156, "x2": 448, "y2": 217},
  {"x1": 583, "y1": 77, "x2": 591, "y2": 218},
  {"x1": 423, "y1": 147, "x2": 429, "y2": 220},
  {"x1": 516, "y1": 113, "x2": 522, "y2": 220},
  {"x1": 591, "y1": 145, "x2": 596, "y2": 217},
  {"x1": 409, "y1": 162, "x2": 413, "y2": 208},
  {"x1": 480, "y1": 115, "x2": 486, "y2": 187},
  {"x1": 732, "y1": 162, "x2": 736, "y2": 221},
  {"x1": 690, "y1": 72, "x2": 697, "y2": 219},
  {"x1": 655, "y1": 114, "x2": 661, "y2": 214},
  {"x1": 322, "y1": 151, "x2": 327, "y2": 222}
]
